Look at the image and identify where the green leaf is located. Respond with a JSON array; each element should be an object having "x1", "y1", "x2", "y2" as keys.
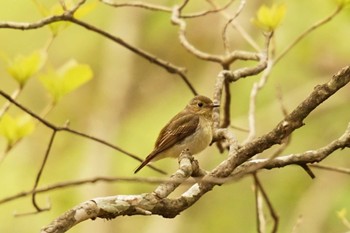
[
  {"x1": 39, "y1": 60, "x2": 93, "y2": 103},
  {"x1": 252, "y1": 4, "x2": 286, "y2": 31},
  {"x1": 6, "y1": 50, "x2": 47, "y2": 86},
  {"x1": 31, "y1": 0, "x2": 97, "y2": 35},
  {"x1": 0, "y1": 114, "x2": 35, "y2": 147},
  {"x1": 75, "y1": 1, "x2": 98, "y2": 19}
]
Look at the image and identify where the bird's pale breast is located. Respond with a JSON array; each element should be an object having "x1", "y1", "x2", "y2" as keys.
[{"x1": 155, "y1": 115, "x2": 213, "y2": 160}]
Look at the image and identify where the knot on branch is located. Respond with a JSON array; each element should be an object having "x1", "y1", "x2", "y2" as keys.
[{"x1": 153, "y1": 149, "x2": 202, "y2": 199}]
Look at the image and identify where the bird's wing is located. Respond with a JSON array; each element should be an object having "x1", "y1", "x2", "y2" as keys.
[
  {"x1": 155, "y1": 113, "x2": 199, "y2": 152},
  {"x1": 134, "y1": 114, "x2": 199, "y2": 173}
]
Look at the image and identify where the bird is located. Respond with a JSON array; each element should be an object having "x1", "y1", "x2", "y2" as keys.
[{"x1": 134, "y1": 95, "x2": 219, "y2": 174}]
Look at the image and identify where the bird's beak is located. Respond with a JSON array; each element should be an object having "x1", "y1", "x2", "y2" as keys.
[{"x1": 212, "y1": 103, "x2": 220, "y2": 108}]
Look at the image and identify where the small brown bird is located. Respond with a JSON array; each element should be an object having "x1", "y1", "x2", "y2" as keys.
[{"x1": 134, "y1": 95, "x2": 219, "y2": 173}]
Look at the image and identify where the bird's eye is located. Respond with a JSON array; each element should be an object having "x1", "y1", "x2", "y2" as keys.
[{"x1": 197, "y1": 102, "x2": 203, "y2": 107}]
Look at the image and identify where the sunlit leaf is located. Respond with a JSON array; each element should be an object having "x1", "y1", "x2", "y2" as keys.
[
  {"x1": 252, "y1": 4, "x2": 286, "y2": 31},
  {"x1": 6, "y1": 50, "x2": 47, "y2": 86},
  {"x1": 337, "y1": 208, "x2": 350, "y2": 229},
  {"x1": 75, "y1": 1, "x2": 98, "y2": 19},
  {"x1": 31, "y1": 0, "x2": 97, "y2": 35},
  {"x1": 39, "y1": 60, "x2": 93, "y2": 103},
  {"x1": 0, "y1": 114, "x2": 35, "y2": 147}
]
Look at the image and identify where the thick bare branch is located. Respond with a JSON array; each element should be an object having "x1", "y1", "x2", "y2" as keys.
[
  {"x1": 212, "y1": 65, "x2": 350, "y2": 179},
  {"x1": 233, "y1": 123, "x2": 350, "y2": 177},
  {"x1": 40, "y1": 150, "x2": 196, "y2": 233}
]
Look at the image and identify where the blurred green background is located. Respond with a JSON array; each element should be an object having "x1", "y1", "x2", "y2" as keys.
[{"x1": 0, "y1": 0, "x2": 349, "y2": 232}]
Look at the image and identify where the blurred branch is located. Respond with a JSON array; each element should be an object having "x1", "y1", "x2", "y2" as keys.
[
  {"x1": 0, "y1": 87, "x2": 22, "y2": 118},
  {"x1": 253, "y1": 173, "x2": 279, "y2": 233},
  {"x1": 65, "y1": 16, "x2": 197, "y2": 95},
  {"x1": 100, "y1": 0, "x2": 234, "y2": 18},
  {"x1": 0, "y1": 4, "x2": 197, "y2": 95},
  {"x1": 291, "y1": 215, "x2": 303, "y2": 233},
  {"x1": 253, "y1": 174, "x2": 266, "y2": 233},
  {"x1": 244, "y1": 59, "x2": 273, "y2": 143},
  {"x1": 274, "y1": 5, "x2": 343, "y2": 64},
  {"x1": 222, "y1": 0, "x2": 246, "y2": 54},
  {"x1": 100, "y1": 0, "x2": 172, "y2": 12},
  {"x1": 31, "y1": 130, "x2": 57, "y2": 213},
  {"x1": 171, "y1": 2, "x2": 264, "y2": 69},
  {"x1": 171, "y1": 4, "x2": 223, "y2": 63},
  {"x1": 310, "y1": 164, "x2": 350, "y2": 175},
  {"x1": 0, "y1": 89, "x2": 166, "y2": 174},
  {"x1": 207, "y1": 0, "x2": 260, "y2": 51}
]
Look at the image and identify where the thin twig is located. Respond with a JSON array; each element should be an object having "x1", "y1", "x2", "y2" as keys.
[
  {"x1": 207, "y1": 0, "x2": 260, "y2": 51},
  {"x1": 244, "y1": 43, "x2": 273, "y2": 142},
  {"x1": 32, "y1": 130, "x2": 57, "y2": 212},
  {"x1": 253, "y1": 173, "x2": 279, "y2": 233},
  {"x1": 182, "y1": 0, "x2": 234, "y2": 18},
  {"x1": 171, "y1": 5, "x2": 223, "y2": 63},
  {"x1": 100, "y1": 0, "x2": 172, "y2": 12},
  {"x1": 291, "y1": 215, "x2": 303, "y2": 233},
  {"x1": 222, "y1": 0, "x2": 246, "y2": 54},
  {"x1": 310, "y1": 164, "x2": 350, "y2": 175},
  {"x1": 0, "y1": 87, "x2": 22, "y2": 117},
  {"x1": 253, "y1": 174, "x2": 266, "y2": 233},
  {"x1": 64, "y1": 17, "x2": 197, "y2": 95},
  {"x1": 274, "y1": 5, "x2": 343, "y2": 64},
  {"x1": 0, "y1": 13, "x2": 197, "y2": 95},
  {"x1": 0, "y1": 175, "x2": 200, "y2": 206},
  {"x1": 100, "y1": 0, "x2": 235, "y2": 19},
  {"x1": 0, "y1": 89, "x2": 166, "y2": 174}
]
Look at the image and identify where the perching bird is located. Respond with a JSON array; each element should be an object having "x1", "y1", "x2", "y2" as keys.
[{"x1": 134, "y1": 95, "x2": 219, "y2": 173}]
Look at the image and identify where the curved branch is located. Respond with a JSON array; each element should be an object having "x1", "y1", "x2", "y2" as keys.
[
  {"x1": 218, "y1": 65, "x2": 350, "y2": 174},
  {"x1": 40, "y1": 151, "x2": 196, "y2": 233},
  {"x1": 0, "y1": 13, "x2": 197, "y2": 95},
  {"x1": 233, "y1": 122, "x2": 350, "y2": 177},
  {"x1": 274, "y1": 5, "x2": 343, "y2": 64}
]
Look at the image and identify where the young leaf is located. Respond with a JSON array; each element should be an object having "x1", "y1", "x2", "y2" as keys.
[
  {"x1": 0, "y1": 114, "x2": 35, "y2": 147},
  {"x1": 252, "y1": 4, "x2": 286, "y2": 31},
  {"x1": 31, "y1": 0, "x2": 97, "y2": 35},
  {"x1": 39, "y1": 60, "x2": 93, "y2": 103},
  {"x1": 6, "y1": 50, "x2": 47, "y2": 87}
]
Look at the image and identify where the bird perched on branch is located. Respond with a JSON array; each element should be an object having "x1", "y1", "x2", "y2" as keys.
[{"x1": 134, "y1": 95, "x2": 219, "y2": 173}]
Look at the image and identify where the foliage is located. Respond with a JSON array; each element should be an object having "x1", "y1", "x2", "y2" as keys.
[
  {"x1": 5, "y1": 50, "x2": 47, "y2": 87},
  {"x1": 38, "y1": 60, "x2": 93, "y2": 104},
  {"x1": 0, "y1": 113, "x2": 35, "y2": 149},
  {"x1": 251, "y1": 3, "x2": 286, "y2": 31}
]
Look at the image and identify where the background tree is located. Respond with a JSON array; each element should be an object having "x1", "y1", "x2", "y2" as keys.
[{"x1": 0, "y1": 0, "x2": 349, "y2": 233}]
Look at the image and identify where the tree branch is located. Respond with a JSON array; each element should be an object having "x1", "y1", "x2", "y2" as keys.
[
  {"x1": 233, "y1": 122, "x2": 350, "y2": 177},
  {"x1": 40, "y1": 150, "x2": 196, "y2": 233},
  {"x1": 0, "y1": 89, "x2": 166, "y2": 174}
]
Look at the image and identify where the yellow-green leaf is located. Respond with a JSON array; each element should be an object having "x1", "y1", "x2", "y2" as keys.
[
  {"x1": 6, "y1": 50, "x2": 47, "y2": 86},
  {"x1": 0, "y1": 114, "x2": 35, "y2": 146},
  {"x1": 75, "y1": 1, "x2": 98, "y2": 19},
  {"x1": 39, "y1": 60, "x2": 93, "y2": 103},
  {"x1": 31, "y1": 0, "x2": 97, "y2": 35},
  {"x1": 252, "y1": 4, "x2": 286, "y2": 31}
]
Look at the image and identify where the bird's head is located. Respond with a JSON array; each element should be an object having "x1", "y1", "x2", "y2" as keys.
[{"x1": 187, "y1": 95, "x2": 220, "y2": 116}]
